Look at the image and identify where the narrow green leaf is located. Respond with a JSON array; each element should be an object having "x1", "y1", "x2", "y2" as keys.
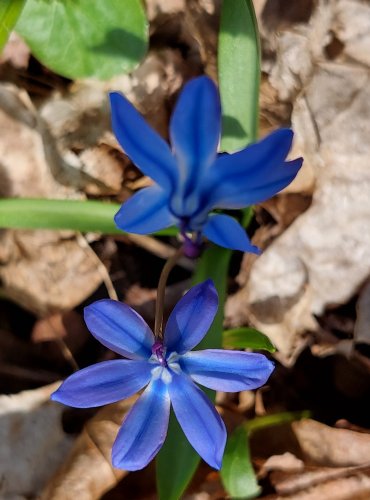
[
  {"x1": 218, "y1": 0, "x2": 261, "y2": 151},
  {"x1": 223, "y1": 327, "x2": 276, "y2": 353},
  {"x1": 0, "y1": 0, "x2": 26, "y2": 52},
  {"x1": 156, "y1": 245, "x2": 232, "y2": 500},
  {"x1": 0, "y1": 198, "x2": 177, "y2": 236},
  {"x1": 245, "y1": 411, "x2": 311, "y2": 434},
  {"x1": 221, "y1": 426, "x2": 261, "y2": 499},
  {"x1": 241, "y1": 206, "x2": 254, "y2": 228},
  {"x1": 221, "y1": 411, "x2": 311, "y2": 499},
  {"x1": 16, "y1": 0, "x2": 147, "y2": 79},
  {"x1": 194, "y1": 245, "x2": 232, "y2": 349}
]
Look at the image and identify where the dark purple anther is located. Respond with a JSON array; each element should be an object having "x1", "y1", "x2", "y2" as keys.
[{"x1": 152, "y1": 341, "x2": 167, "y2": 366}]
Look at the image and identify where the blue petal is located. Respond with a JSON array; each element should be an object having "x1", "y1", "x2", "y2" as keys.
[
  {"x1": 110, "y1": 92, "x2": 178, "y2": 191},
  {"x1": 51, "y1": 360, "x2": 152, "y2": 408},
  {"x1": 181, "y1": 350, "x2": 275, "y2": 392},
  {"x1": 112, "y1": 378, "x2": 170, "y2": 471},
  {"x1": 169, "y1": 77, "x2": 221, "y2": 215},
  {"x1": 207, "y1": 129, "x2": 303, "y2": 209},
  {"x1": 164, "y1": 280, "x2": 218, "y2": 354},
  {"x1": 168, "y1": 371, "x2": 226, "y2": 469},
  {"x1": 114, "y1": 186, "x2": 177, "y2": 234},
  {"x1": 203, "y1": 214, "x2": 261, "y2": 253},
  {"x1": 84, "y1": 300, "x2": 154, "y2": 360}
]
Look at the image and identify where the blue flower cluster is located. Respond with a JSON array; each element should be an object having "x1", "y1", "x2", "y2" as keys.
[{"x1": 52, "y1": 76, "x2": 302, "y2": 472}]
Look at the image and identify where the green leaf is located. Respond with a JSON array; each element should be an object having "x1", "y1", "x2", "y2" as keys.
[
  {"x1": 156, "y1": 245, "x2": 232, "y2": 500},
  {"x1": 245, "y1": 410, "x2": 311, "y2": 434},
  {"x1": 0, "y1": 198, "x2": 177, "y2": 236},
  {"x1": 223, "y1": 327, "x2": 276, "y2": 353},
  {"x1": 218, "y1": 0, "x2": 261, "y2": 152},
  {"x1": 221, "y1": 411, "x2": 311, "y2": 498},
  {"x1": 221, "y1": 426, "x2": 261, "y2": 499},
  {"x1": 16, "y1": 0, "x2": 148, "y2": 79},
  {"x1": 0, "y1": 0, "x2": 26, "y2": 52}
]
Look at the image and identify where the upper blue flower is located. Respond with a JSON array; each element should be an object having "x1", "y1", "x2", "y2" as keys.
[
  {"x1": 51, "y1": 280, "x2": 274, "y2": 471},
  {"x1": 110, "y1": 76, "x2": 303, "y2": 254}
]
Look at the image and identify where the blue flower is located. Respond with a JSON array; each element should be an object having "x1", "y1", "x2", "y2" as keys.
[
  {"x1": 52, "y1": 280, "x2": 274, "y2": 470},
  {"x1": 110, "y1": 76, "x2": 303, "y2": 254}
]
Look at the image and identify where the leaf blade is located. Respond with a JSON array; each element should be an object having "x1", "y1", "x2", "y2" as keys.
[
  {"x1": 16, "y1": 0, "x2": 148, "y2": 79},
  {"x1": 0, "y1": 0, "x2": 26, "y2": 52},
  {"x1": 223, "y1": 327, "x2": 276, "y2": 353},
  {"x1": 221, "y1": 426, "x2": 261, "y2": 499},
  {"x1": 218, "y1": 0, "x2": 261, "y2": 152},
  {"x1": 0, "y1": 198, "x2": 177, "y2": 236}
]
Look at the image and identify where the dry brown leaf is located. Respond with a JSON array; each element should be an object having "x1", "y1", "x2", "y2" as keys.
[
  {"x1": 261, "y1": 452, "x2": 305, "y2": 475},
  {"x1": 31, "y1": 310, "x2": 86, "y2": 344},
  {"x1": 271, "y1": 467, "x2": 370, "y2": 499},
  {"x1": 354, "y1": 280, "x2": 370, "y2": 346},
  {"x1": 293, "y1": 419, "x2": 370, "y2": 467},
  {"x1": 228, "y1": 0, "x2": 370, "y2": 362},
  {"x1": 0, "y1": 383, "x2": 74, "y2": 499},
  {"x1": 0, "y1": 230, "x2": 103, "y2": 315},
  {"x1": 41, "y1": 397, "x2": 137, "y2": 500},
  {"x1": 79, "y1": 144, "x2": 124, "y2": 195},
  {"x1": 0, "y1": 32, "x2": 30, "y2": 69},
  {"x1": 332, "y1": 0, "x2": 370, "y2": 66},
  {"x1": 0, "y1": 83, "x2": 104, "y2": 314}
]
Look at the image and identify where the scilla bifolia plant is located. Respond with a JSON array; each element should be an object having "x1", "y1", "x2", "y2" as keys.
[
  {"x1": 51, "y1": 2, "x2": 303, "y2": 496},
  {"x1": 52, "y1": 74, "x2": 302, "y2": 471}
]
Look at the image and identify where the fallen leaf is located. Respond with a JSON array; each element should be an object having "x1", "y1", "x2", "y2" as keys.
[
  {"x1": 293, "y1": 419, "x2": 370, "y2": 467},
  {"x1": 0, "y1": 383, "x2": 74, "y2": 499},
  {"x1": 41, "y1": 397, "x2": 137, "y2": 500},
  {"x1": 354, "y1": 280, "x2": 370, "y2": 345},
  {"x1": 228, "y1": 0, "x2": 370, "y2": 362}
]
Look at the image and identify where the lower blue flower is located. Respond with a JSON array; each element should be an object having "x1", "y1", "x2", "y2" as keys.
[{"x1": 51, "y1": 280, "x2": 274, "y2": 470}]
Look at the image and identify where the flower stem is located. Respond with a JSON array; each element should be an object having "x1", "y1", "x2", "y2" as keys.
[{"x1": 154, "y1": 247, "x2": 184, "y2": 339}]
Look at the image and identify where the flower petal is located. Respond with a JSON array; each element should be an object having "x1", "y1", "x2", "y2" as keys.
[
  {"x1": 164, "y1": 280, "x2": 218, "y2": 354},
  {"x1": 51, "y1": 360, "x2": 152, "y2": 408},
  {"x1": 169, "y1": 77, "x2": 221, "y2": 215},
  {"x1": 181, "y1": 350, "x2": 275, "y2": 392},
  {"x1": 110, "y1": 92, "x2": 178, "y2": 191},
  {"x1": 84, "y1": 300, "x2": 154, "y2": 359},
  {"x1": 114, "y1": 186, "x2": 176, "y2": 234},
  {"x1": 168, "y1": 371, "x2": 226, "y2": 469},
  {"x1": 203, "y1": 214, "x2": 261, "y2": 253},
  {"x1": 112, "y1": 378, "x2": 170, "y2": 471},
  {"x1": 207, "y1": 129, "x2": 303, "y2": 209}
]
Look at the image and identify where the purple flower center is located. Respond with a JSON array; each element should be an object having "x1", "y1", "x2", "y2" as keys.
[
  {"x1": 180, "y1": 221, "x2": 203, "y2": 259},
  {"x1": 152, "y1": 341, "x2": 167, "y2": 367}
]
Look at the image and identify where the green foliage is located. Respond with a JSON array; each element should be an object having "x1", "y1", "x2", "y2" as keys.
[
  {"x1": 0, "y1": 0, "x2": 26, "y2": 52},
  {"x1": 16, "y1": 0, "x2": 148, "y2": 79},
  {"x1": 0, "y1": 198, "x2": 176, "y2": 235},
  {"x1": 223, "y1": 327, "x2": 276, "y2": 352},
  {"x1": 221, "y1": 426, "x2": 261, "y2": 499},
  {"x1": 221, "y1": 411, "x2": 311, "y2": 499},
  {"x1": 218, "y1": 0, "x2": 261, "y2": 152}
]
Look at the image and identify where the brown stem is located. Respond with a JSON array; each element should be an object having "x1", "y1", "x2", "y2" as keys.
[{"x1": 154, "y1": 247, "x2": 184, "y2": 339}]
